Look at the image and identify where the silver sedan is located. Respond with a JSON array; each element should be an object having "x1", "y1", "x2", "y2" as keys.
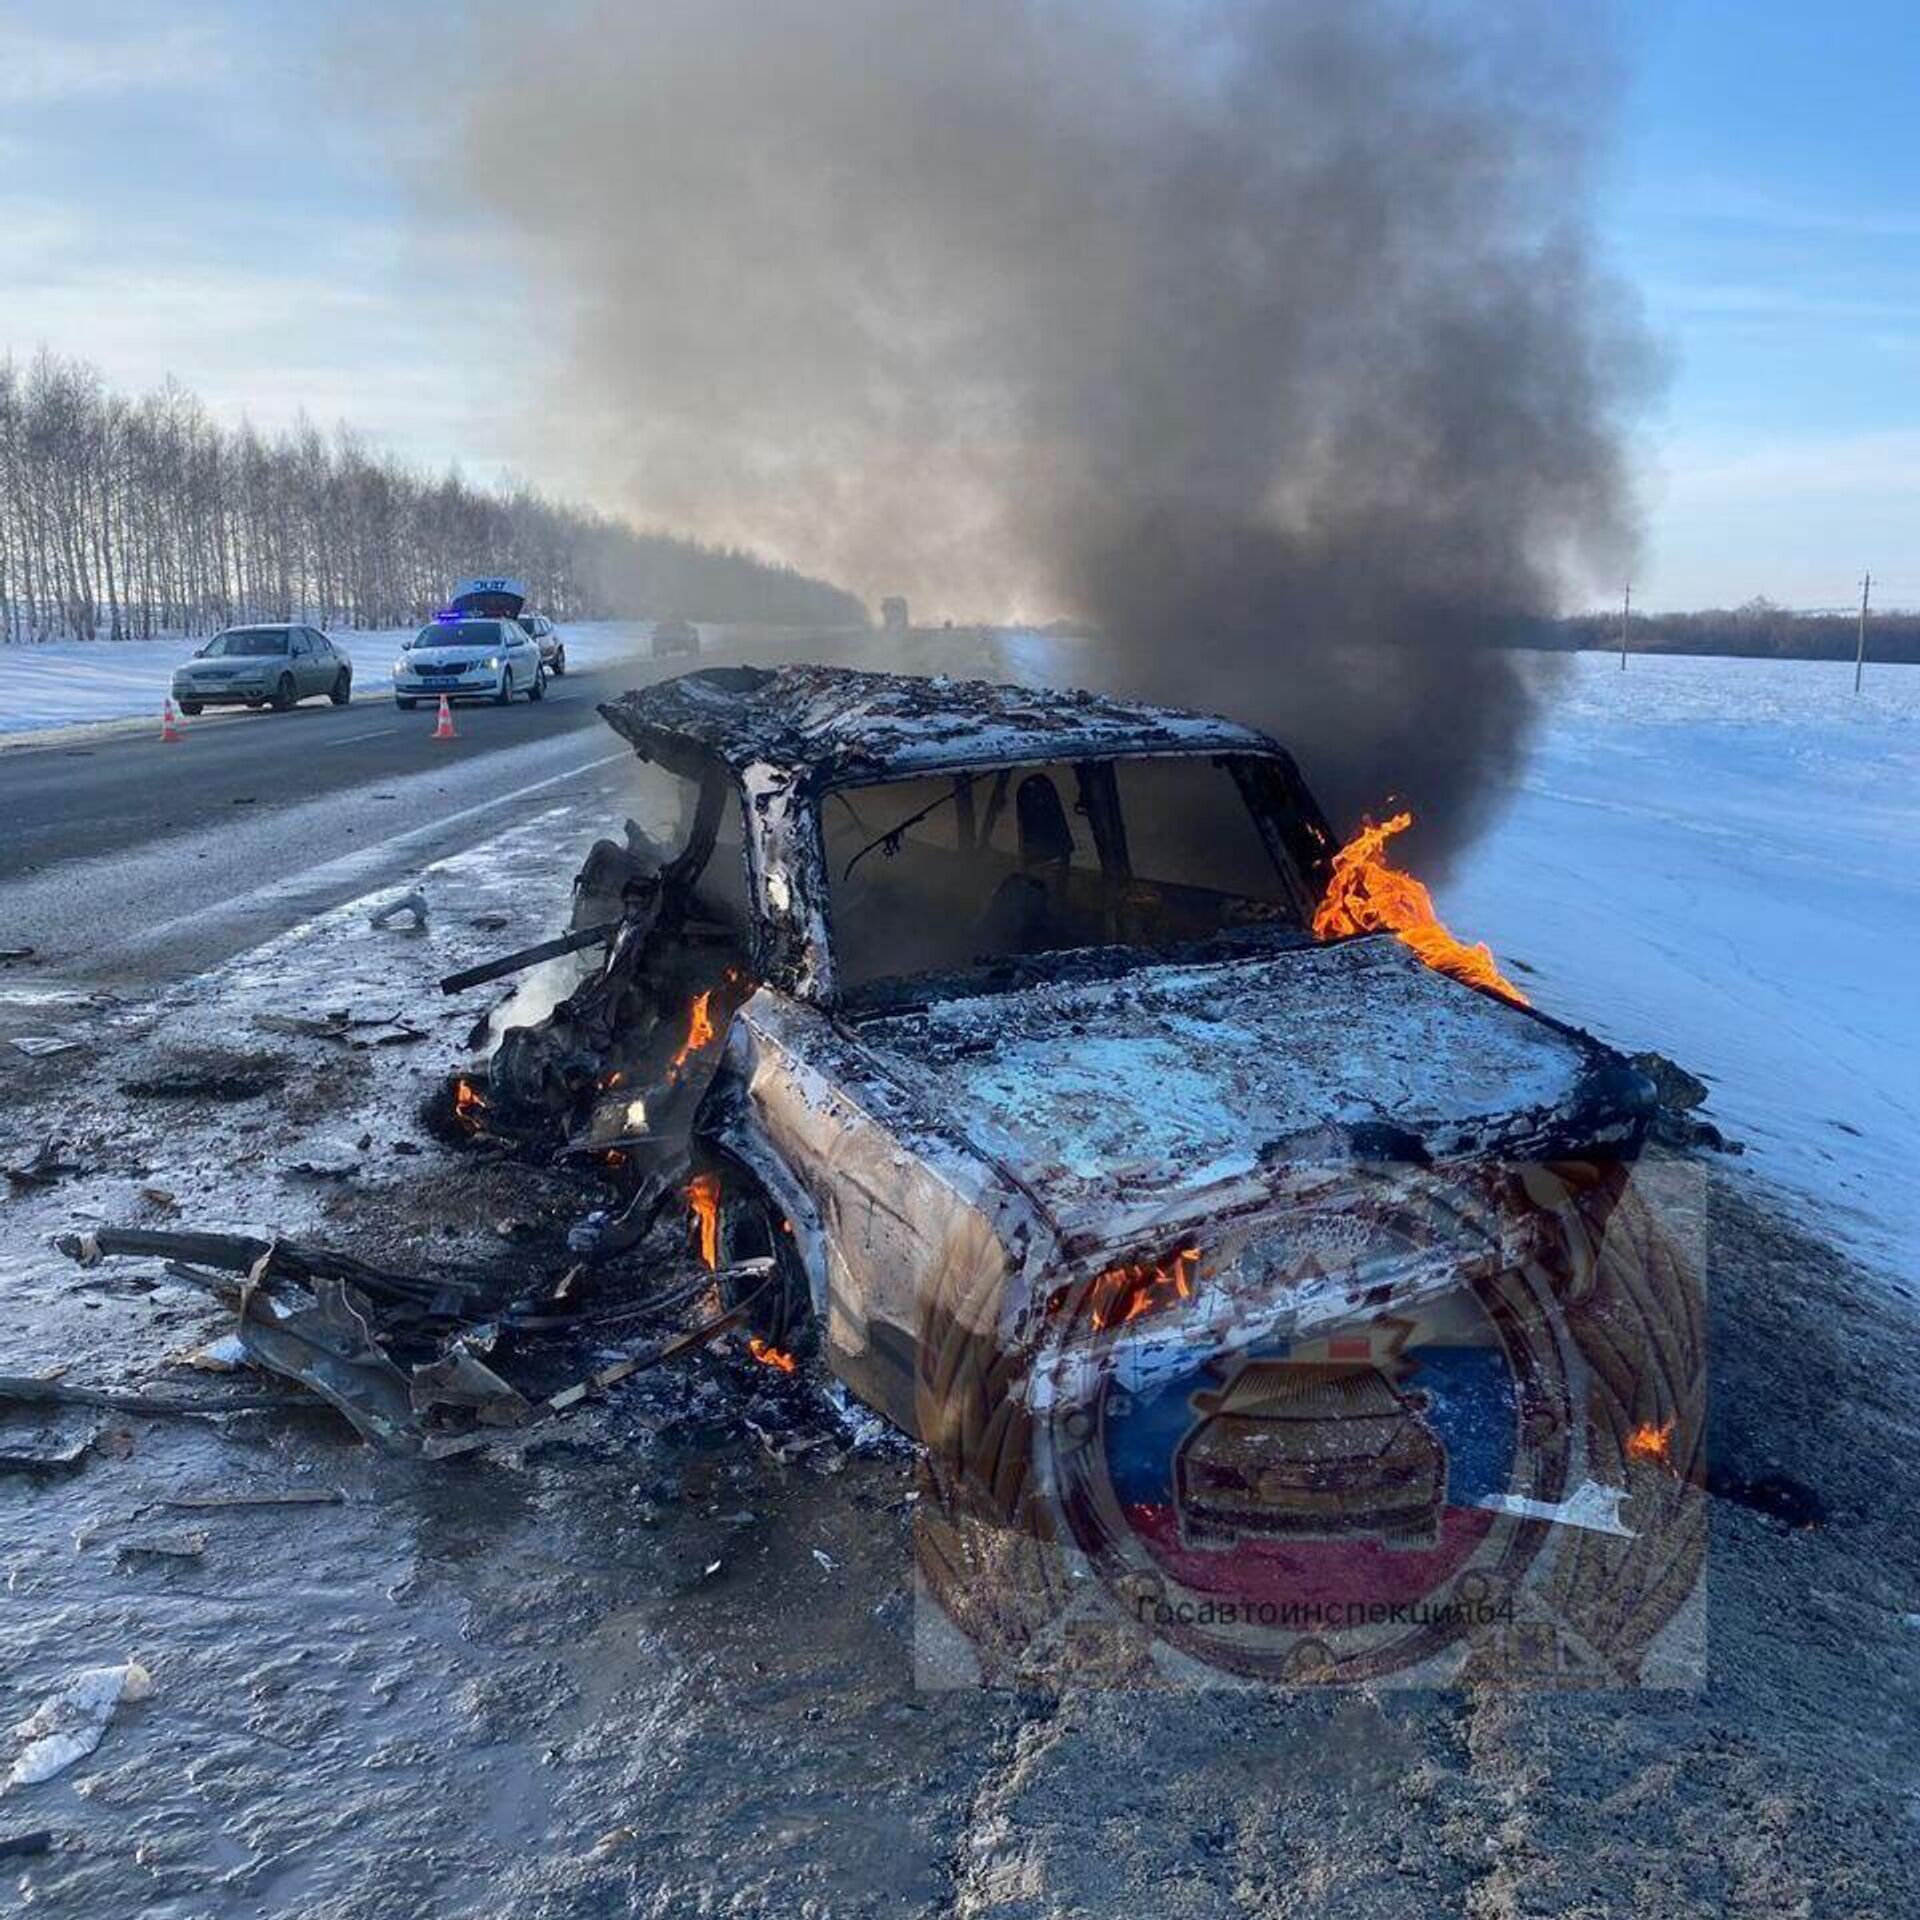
[{"x1": 172, "y1": 625, "x2": 352, "y2": 714}]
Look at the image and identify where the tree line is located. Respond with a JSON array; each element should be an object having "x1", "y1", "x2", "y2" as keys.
[
  {"x1": 0, "y1": 351, "x2": 867, "y2": 643},
  {"x1": 1532, "y1": 598, "x2": 1920, "y2": 665}
]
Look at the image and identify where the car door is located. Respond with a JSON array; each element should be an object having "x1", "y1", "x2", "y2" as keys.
[
  {"x1": 287, "y1": 629, "x2": 314, "y2": 695},
  {"x1": 297, "y1": 629, "x2": 323, "y2": 695}
]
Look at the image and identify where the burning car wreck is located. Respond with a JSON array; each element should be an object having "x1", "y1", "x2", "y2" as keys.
[{"x1": 460, "y1": 664, "x2": 1661, "y2": 1482}]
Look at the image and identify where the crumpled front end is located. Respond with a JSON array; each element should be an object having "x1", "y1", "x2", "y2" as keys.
[{"x1": 698, "y1": 989, "x2": 1043, "y2": 1440}]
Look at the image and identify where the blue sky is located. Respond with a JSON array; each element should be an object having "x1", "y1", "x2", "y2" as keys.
[{"x1": 2, "y1": 1, "x2": 1916, "y2": 611}]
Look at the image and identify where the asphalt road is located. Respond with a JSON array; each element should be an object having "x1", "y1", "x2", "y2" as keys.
[
  {"x1": 0, "y1": 665, "x2": 625, "y2": 884},
  {"x1": 0, "y1": 627, "x2": 903, "y2": 996},
  {"x1": 0, "y1": 650, "x2": 682, "y2": 996}
]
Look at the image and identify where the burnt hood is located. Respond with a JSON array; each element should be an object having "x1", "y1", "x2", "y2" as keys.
[{"x1": 852, "y1": 935, "x2": 1653, "y2": 1244}]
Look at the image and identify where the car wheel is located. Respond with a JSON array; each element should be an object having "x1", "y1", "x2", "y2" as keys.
[
  {"x1": 712, "y1": 1175, "x2": 810, "y2": 1351},
  {"x1": 178, "y1": 700, "x2": 204, "y2": 716},
  {"x1": 395, "y1": 697, "x2": 418, "y2": 711},
  {"x1": 272, "y1": 673, "x2": 296, "y2": 711},
  {"x1": 494, "y1": 670, "x2": 513, "y2": 706},
  {"x1": 551, "y1": 649, "x2": 566, "y2": 676},
  {"x1": 528, "y1": 666, "x2": 547, "y2": 702},
  {"x1": 329, "y1": 671, "x2": 351, "y2": 706}
]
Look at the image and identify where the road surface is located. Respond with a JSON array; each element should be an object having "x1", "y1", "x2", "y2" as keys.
[{"x1": 0, "y1": 665, "x2": 650, "y2": 994}]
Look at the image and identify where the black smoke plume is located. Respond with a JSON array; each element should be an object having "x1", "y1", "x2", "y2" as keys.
[{"x1": 385, "y1": 0, "x2": 1653, "y2": 862}]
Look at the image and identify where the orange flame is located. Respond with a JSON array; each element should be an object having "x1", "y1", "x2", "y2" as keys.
[
  {"x1": 1088, "y1": 1246, "x2": 1200, "y2": 1331},
  {"x1": 687, "y1": 1172, "x2": 720, "y2": 1271},
  {"x1": 452, "y1": 1076, "x2": 488, "y2": 1130},
  {"x1": 748, "y1": 1336, "x2": 798, "y2": 1375},
  {"x1": 669, "y1": 990, "x2": 717, "y2": 1076},
  {"x1": 1313, "y1": 811, "x2": 1529, "y2": 1007},
  {"x1": 1626, "y1": 1418, "x2": 1675, "y2": 1467}
]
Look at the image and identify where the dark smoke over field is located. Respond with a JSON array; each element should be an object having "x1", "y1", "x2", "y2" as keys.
[{"x1": 392, "y1": 0, "x2": 1652, "y2": 860}]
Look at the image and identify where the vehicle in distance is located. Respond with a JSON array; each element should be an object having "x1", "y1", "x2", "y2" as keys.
[
  {"x1": 393, "y1": 617, "x2": 545, "y2": 709},
  {"x1": 519, "y1": 613, "x2": 566, "y2": 676},
  {"x1": 651, "y1": 618, "x2": 700, "y2": 658},
  {"x1": 172, "y1": 625, "x2": 352, "y2": 714}
]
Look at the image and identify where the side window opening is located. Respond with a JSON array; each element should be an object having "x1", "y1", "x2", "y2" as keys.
[{"x1": 823, "y1": 756, "x2": 1306, "y2": 993}]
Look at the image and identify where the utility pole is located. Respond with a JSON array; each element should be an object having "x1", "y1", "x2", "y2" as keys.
[
  {"x1": 1854, "y1": 571, "x2": 1871, "y2": 694},
  {"x1": 1618, "y1": 581, "x2": 1632, "y2": 670}
]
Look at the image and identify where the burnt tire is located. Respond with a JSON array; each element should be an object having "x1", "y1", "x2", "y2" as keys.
[{"x1": 713, "y1": 1177, "x2": 809, "y2": 1349}]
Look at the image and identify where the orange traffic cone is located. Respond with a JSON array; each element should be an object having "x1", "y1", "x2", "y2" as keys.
[
  {"x1": 160, "y1": 697, "x2": 184, "y2": 743},
  {"x1": 432, "y1": 694, "x2": 456, "y2": 740}
]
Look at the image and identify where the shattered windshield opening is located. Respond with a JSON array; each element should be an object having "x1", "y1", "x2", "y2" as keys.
[{"x1": 822, "y1": 753, "x2": 1309, "y2": 995}]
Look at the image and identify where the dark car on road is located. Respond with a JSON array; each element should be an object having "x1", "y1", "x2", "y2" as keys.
[
  {"x1": 651, "y1": 619, "x2": 700, "y2": 659},
  {"x1": 172, "y1": 624, "x2": 352, "y2": 714}
]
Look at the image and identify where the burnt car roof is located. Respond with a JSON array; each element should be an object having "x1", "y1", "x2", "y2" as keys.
[{"x1": 598, "y1": 663, "x2": 1276, "y2": 782}]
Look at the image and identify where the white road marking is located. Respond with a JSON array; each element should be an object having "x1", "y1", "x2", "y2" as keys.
[{"x1": 322, "y1": 727, "x2": 399, "y2": 746}]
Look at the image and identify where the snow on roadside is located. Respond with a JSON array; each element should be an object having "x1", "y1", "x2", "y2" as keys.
[
  {"x1": 1447, "y1": 650, "x2": 1920, "y2": 1288},
  {"x1": 0, "y1": 620, "x2": 658, "y2": 736}
]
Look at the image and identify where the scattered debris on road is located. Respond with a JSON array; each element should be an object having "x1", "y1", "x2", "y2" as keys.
[
  {"x1": 0, "y1": 1373, "x2": 305, "y2": 1419},
  {"x1": 3, "y1": 1662, "x2": 151, "y2": 1794},
  {"x1": 113, "y1": 1531, "x2": 208, "y2": 1568},
  {"x1": 0, "y1": 1427, "x2": 94, "y2": 1475},
  {"x1": 369, "y1": 889, "x2": 429, "y2": 933},
  {"x1": 9, "y1": 1036, "x2": 80, "y2": 1059},
  {"x1": 3, "y1": 1137, "x2": 86, "y2": 1189},
  {"x1": 120, "y1": 1051, "x2": 287, "y2": 1101},
  {"x1": 160, "y1": 1487, "x2": 345, "y2": 1510}
]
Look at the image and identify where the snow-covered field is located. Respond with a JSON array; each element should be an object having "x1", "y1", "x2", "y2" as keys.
[
  {"x1": 1447, "y1": 651, "x2": 1920, "y2": 1287},
  {"x1": 0, "y1": 620, "x2": 658, "y2": 735}
]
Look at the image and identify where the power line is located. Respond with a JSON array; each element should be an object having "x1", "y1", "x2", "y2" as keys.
[{"x1": 1855, "y1": 571, "x2": 1871, "y2": 694}]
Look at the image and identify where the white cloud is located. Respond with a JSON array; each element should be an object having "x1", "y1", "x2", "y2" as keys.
[{"x1": 0, "y1": 19, "x2": 230, "y2": 109}]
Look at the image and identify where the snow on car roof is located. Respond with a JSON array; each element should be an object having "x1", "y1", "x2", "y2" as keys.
[{"x1": 598, "y1": 664, "x2": 1276, "y2": 781}]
